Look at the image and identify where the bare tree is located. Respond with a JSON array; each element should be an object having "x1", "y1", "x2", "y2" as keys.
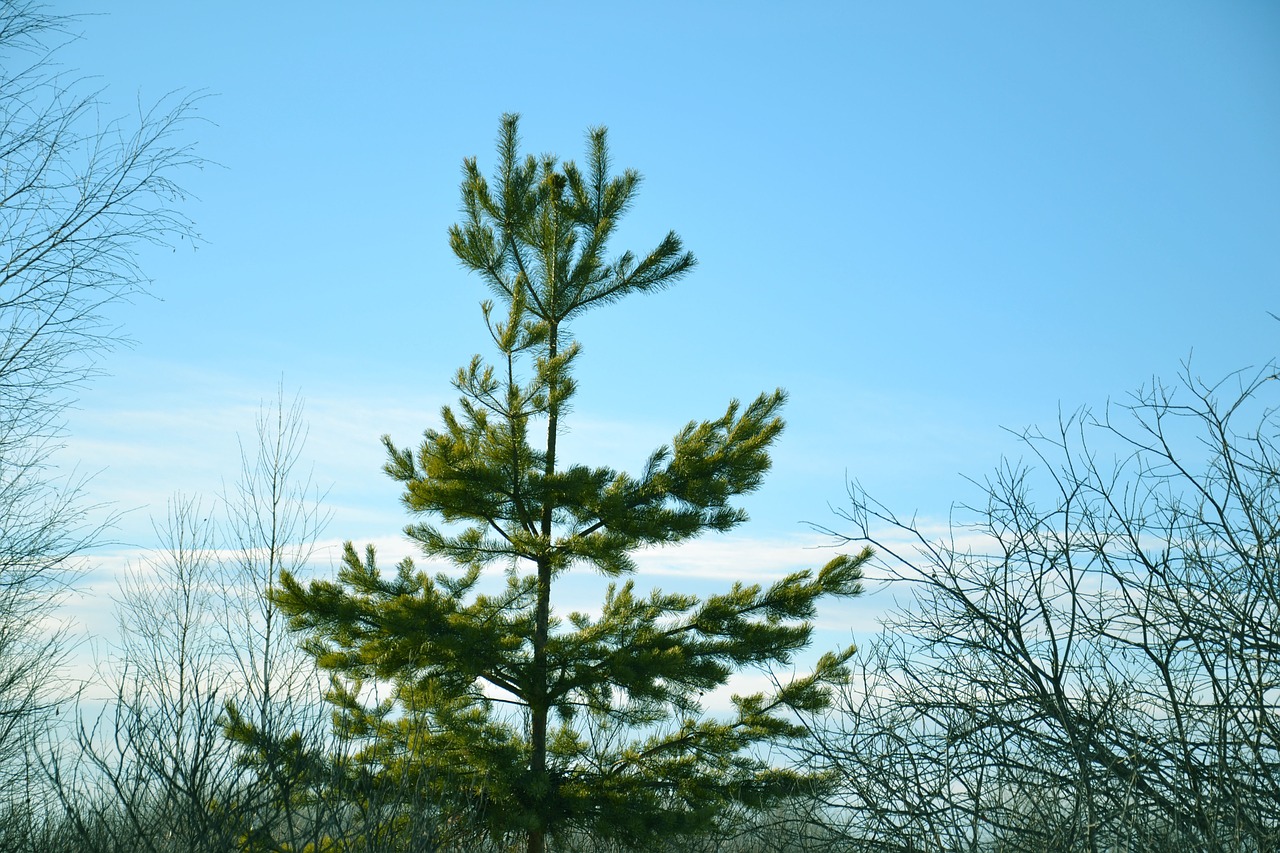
[
  {"x1": 47, "y1": 496, "x2": 244, "y2": 853},
  {"x1": 218, "y1": 388, "x2": 346, "y2": 852},
  {"x1": 42, "y1": 394, "x2": 481, "y2": 853},
  {"x1": 806, "y1": 363, "x2": 1280, "y2": 853},
  {"x1": 0, "y1": 0, "x2": 200, "y2": 823},
  {"x1": 221, "y1": 387, "x2": 329, "y2": 741},
  {"x1": 41, "y1": 385, "x2": 331, "y2": 852},
  {"x1": 0, "y1": 2, "x2": 200, "y2": 414}
]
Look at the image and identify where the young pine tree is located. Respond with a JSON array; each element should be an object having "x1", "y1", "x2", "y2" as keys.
[{"x1": 274, "y1": 116, "x2": 869, "y2": 853}]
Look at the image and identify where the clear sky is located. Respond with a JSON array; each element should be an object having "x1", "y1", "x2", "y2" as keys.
[{"x1": 46, "y1": 1, "x2": 1280, "y2": 658}]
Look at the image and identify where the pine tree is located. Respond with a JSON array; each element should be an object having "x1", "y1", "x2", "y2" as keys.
[{"x1": 274, "y1": 115, "x2": 869, "y2": 853}]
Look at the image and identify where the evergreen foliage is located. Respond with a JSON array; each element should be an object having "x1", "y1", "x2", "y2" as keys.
[{"x1": 274, "y1": 115, "x2": 869, "y2": 853}]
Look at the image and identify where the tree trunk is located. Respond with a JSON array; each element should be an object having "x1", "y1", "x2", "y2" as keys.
[{"x1": 528, "y1": 320, "x2": 559, "y2": 853}]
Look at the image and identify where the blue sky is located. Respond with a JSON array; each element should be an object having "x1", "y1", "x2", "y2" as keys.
[{"x1": 48, "y1": 2, "x2": 1280, "y2": 658}]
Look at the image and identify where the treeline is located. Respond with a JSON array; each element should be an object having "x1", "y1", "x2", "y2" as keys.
[{"x1": 7, "y1": 365, "x2": 1277, "y2": 853}]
